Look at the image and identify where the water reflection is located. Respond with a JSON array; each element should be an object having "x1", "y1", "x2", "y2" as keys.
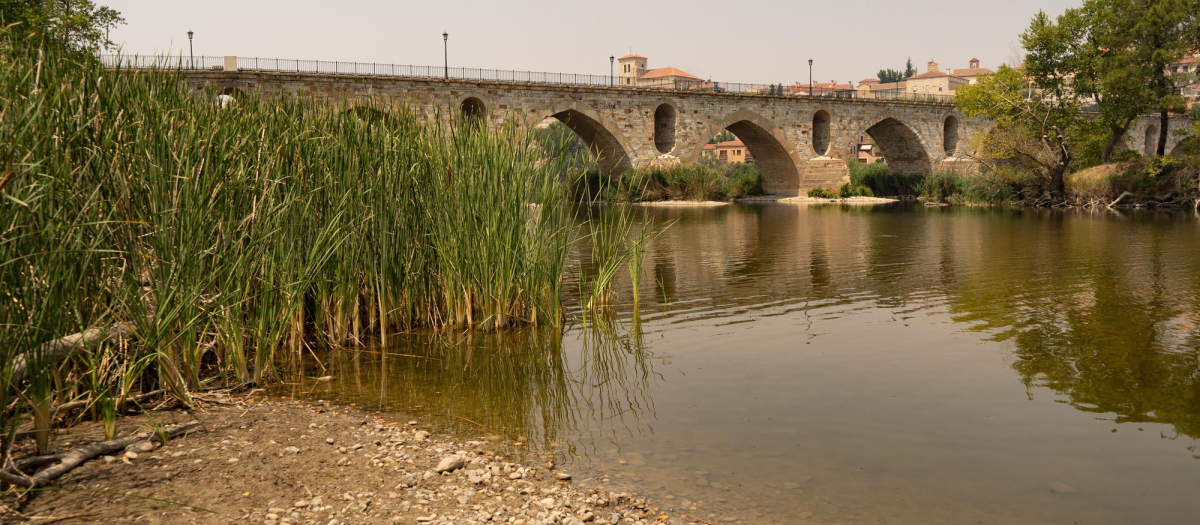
[{"x1": 282, "y1": 203, "x2": 1200, "y2": 525}]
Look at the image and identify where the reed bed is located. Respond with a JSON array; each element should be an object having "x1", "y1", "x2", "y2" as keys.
[{"x1": 0, "y1": 34, "x2": 598, "y2": 453}]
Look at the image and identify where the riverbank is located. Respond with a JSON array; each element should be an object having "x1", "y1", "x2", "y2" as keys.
[{"x1": 1, "y1": 399, "x2": 700, "y2": 525}]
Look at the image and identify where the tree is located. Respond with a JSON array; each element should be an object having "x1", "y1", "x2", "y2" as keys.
[
  {"x1": 877, "y1": 68, "x2": 905, "y2": 83},
  {"x1": 957, "y1": 12, "x2": 1085, "y2": 199},
  {"x1": 1, "y1": 0, "x2": 124, "y2": 52},
  {"x1": 903, "y1": 57, "x2": 917, "y2": 79},
  {"x1": 1083, "y1": 0, "x2": 1197, "y2": 157}
]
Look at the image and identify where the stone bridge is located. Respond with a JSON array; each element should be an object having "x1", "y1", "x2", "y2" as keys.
[{"x1": 185, "y1": 70, "x2": 1192, "y2": 196}]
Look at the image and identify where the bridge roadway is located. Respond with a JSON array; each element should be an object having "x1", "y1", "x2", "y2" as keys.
[{"x1": 184, "y1": 68, "x2": 1192, "y2": 196}]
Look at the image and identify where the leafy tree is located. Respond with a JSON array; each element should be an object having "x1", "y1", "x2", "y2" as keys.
[
  {"x1": 1, "y1": 0, "x2": 124, "y2": 52},
  {"x1": 1084, "y1": 0, "x2": 1197, "y2": 157},
  {"x1": 903, "y1": 57, "x2": 917, "y2": 79},
  {"x1": 957, "y1": 12, "x2": 1085, "y2": 199},
  {"x1": 877, "y1": 68, "x2": 905, "y2": 83}
]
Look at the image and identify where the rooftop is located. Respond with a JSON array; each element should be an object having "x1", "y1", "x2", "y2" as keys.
[
  {"x1": 640, "y1": 66, "x2": 701, "y2": 80},
  {"x1": 618, "y1": 53, "x2": 647, "y2": 60}
]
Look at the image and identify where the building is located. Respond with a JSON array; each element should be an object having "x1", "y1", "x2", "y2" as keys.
[
  {"x1": 857, "y1": 81, "x2": 907, "y2": 99},
  {"x1": 785, "y1": 81, "x2": 855, "y2": 96},
  {"x1": 1173, "y1": 54, "x2": 1200, "y2": 100},
  {"x1": 853, "y1": 134, "x2": 884, "y2": 164},
  {"x1": 952, "y1": 58, "x2": 994, "y2": 85},
  {"x1": 703, "y1": 140, "x2": 753, "y2": 164},
  {"x1": 906, "y1": 60, "x2": 968, "y2": 97},
  {"x1": 617, "y1": 53, "x2": 704, "y2": 89}
]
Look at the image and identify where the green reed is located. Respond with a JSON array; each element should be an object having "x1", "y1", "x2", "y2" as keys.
[{"x1": 0, "y1": 32, "x2": 579, "y2": 451}]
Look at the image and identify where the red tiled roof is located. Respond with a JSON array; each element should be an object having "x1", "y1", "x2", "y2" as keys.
[
  {"x1": 909, "y1": 70, "x2": 952, "y2": 79},
  {"x1": 703, "y1": 140, "x2": 745, "y2": 150},
  {"x1": 640, "y1": 67, "x2": 701, "y2": 80},
  {"x1": 860, "y1": 78, "x2": 879, "y2": 83},
  {"x1": 951, "y1": 67, "x2": 994, "y2": 77},
  {"x1": 619, "y1": 53, "x2": 647, "y2": 60}
]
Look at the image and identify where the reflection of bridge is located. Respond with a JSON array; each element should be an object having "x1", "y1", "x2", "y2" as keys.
[{"x1": 168, "y1": 56, "x2": 1191, "y2": 196}]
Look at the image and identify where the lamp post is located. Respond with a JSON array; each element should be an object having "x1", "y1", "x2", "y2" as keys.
[
  {"x1": 808, "y1": 58, "x2": 813, "y2": 97},
  {"x1": 609, "y1": 55, "x2": 614, "y2": 87},
  {"x1": 187, "y1": 30, "x2": 194, "y2": 69},
  {"x1": 442, "y1": 32, "x2": 449, "y2": 80}
]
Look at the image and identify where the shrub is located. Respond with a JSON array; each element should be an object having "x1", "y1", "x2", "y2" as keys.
[
  {"x1": 728, "y1": 163, "x2": 763, "y2": 197},
  {"x1": 846, "y1": 159, "x2": 922, "y2": 196},
  {"x1": 807, "y1": 187, "x2": 839, "y2": 199},
  {"x1": 920, "y1": 171, "x2": 965, "y2": 202},
  {"x1": 839, "y1": 183, "x2": 875, "y2": 198}
]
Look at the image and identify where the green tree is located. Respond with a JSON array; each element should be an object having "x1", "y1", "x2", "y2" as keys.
[
  {"x1": 877, "y1": 68, "x2": 905, "y2": 83},
  {"x1": 1, "y1": 0, "x2": 124, "y2": 51},
  {"x1": 903, "y1": 57, "x2": 917, "y2": 79},
  {"x1": 1084, "y1": 0, "x2": 1197, "y2": 157},
  {"x1": 957, "y1": 13, "x2": 1084, "y2": 198}
]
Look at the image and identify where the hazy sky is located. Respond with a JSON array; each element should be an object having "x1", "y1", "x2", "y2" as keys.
[{"x1": 105, "y1": 0, "x2": 1081, "y2": 85}]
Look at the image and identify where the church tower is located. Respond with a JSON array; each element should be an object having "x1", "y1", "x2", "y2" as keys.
[{"x1": 618, "y1": 53, "x2": 648, "y2": 86}]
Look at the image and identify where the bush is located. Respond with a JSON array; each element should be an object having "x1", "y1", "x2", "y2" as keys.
[
  {"x1": 920, "y1": 171, "x2": 964, "y2": 202},
  {"x1": 807, "y1": 187, "x2": 839, "y2": 199},
  {"x1": 846, "y1": 159, "x2": 922, "y2": 196},
  {"x1": 839, "y1": 183, "x2": 874, "y2": 198},
  {"x1": 728, "y1": 163, "x2": 763, "y2": 198}
]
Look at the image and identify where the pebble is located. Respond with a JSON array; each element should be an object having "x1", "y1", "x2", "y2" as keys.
[
  {"x1": 435, "y1": 455, "x2": 466, "y2": 473},
  {"x1": 325, "y1": 438, "x2": 335, "y2": 445},
  {"x1": 282, "y1": 446, "x2": 301, "y2": 455},
  {"x1": 124, "y1": 451, "x2": 138, "y2": 460},
  {"x1": 556, "y1": 472, "x2": 572, "y2": 481}
]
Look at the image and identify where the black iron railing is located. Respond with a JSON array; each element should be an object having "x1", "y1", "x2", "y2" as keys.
[{"x1": 100, "y1": 55, "x2": 957, "y2": 104}]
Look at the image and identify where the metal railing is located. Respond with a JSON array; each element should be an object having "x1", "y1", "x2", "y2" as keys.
[{"x1": 100, "y1": 54, "x2": 957, "y2": 105}]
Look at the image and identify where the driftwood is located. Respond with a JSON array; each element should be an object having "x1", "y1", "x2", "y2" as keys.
[
  {"x1": 0, "y1": 421, "x2": 201, "y2": 488},
  {"x1": 48, "y1": 389, "x2": 164, "y2": 420},
  {"x1": 11, "y1": 322, "x2": 137, "y2": 384},
  {"x1": 1108, "y1": 191, "x2": 1135, "y2": 208}
]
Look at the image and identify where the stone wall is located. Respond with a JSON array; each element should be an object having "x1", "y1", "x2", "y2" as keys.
[{"x1": 184, "y1": 71, "x2": 992, "y2": 196}]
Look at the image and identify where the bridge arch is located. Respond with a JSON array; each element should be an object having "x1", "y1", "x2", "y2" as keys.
[
  {"x1": 696, "y1": 109, "x2": 801, "y2": 194},
  {"x1": 811, "y1": 109, "x2": 832, "y2": 156},
  {"x1": 1144, "y1": 124, "x2": 1159, "y2": 155},
  {"x1": 460, "y1": 96, "x2": 486, "y2": 122},
  {"x1": 654, "y1": 102, "x2": 677, "y2": 154},
  {"x1": 531, "y1": 101, "x2": 633, "y2": 175},
  {"x1": 855, "y1": 117, "x2": 934, "y2": 175},
  {"x1": 943, "y1": 114, "x2": 960, "y2": 156}
]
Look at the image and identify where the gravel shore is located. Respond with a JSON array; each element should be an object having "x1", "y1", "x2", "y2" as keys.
[{"x1": 2, "y1": 399, "x2": 700, "y2": 525}]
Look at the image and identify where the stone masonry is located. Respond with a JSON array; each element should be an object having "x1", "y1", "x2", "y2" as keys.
[{"x1": 184, "y1": 70, "x2": 1192, "y2": 196}]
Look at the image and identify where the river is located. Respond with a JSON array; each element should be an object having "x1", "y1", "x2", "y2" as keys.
[{"x1": 277, "y1": 202, "x2": 1200, "y2": 525}]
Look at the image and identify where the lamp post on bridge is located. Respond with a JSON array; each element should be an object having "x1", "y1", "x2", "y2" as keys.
[
  {"x1": 187, "y1": 30, "x2": 194, "y2": 69},
  {"x1": 443, "y1": 32, "x2": 449, "y2": 80},
  {"x1": 808, "y1": 58, "x2": 813, "y2": 97},
  {"x1": 610, "y1": 55, "x2": 614, "y2": 87}
]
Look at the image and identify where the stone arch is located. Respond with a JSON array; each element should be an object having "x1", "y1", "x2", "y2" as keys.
[
  {"x1": 812, "y1": 109, "x2": 832, "y2": 156},
  {"x1": 531, "y1": 101, "x2": 633, "y2": 175},
  {"x1": 654, "y1": 102, "x2": 677, "y2": 154},
  {"x1": 460, "y1": 96, "x2": 486, "y2": 121},
  {"x1": 1144, "y1": 124, "x2": 1159, "y2": 155},
  {"x1": 851, "y1": 117, "x2": 934, "y2": 175},
  {"x1": 943, "y1": 115, "x2": 960, "y2": 156},
  {"x1": 695, "y1": 109, "x2": 801, "y2": 194}
]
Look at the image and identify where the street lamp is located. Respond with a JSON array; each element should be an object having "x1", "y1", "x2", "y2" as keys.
[
  {"x1": 442, "y1": 32, "x2": 449, "y2": 80},
  {"x1": 187, "y1": 30, "x2": 194, "y2": 69},
  {"x1": 808, "y1": 58, "x2": 813, "y2": 97},
  {"x1": 609, "y1": 55, "x2": 614, "y2": 87}
]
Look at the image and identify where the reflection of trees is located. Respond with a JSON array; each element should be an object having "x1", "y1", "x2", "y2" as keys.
[
  {"x1": 947, "y1": 211, "x2": 1200, "y2": 439},
  {"x1": 283, "y1": 319, "x2": 660, "y2": 455}
]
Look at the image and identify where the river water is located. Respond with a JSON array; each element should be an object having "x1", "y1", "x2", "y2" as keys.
[{"x1": 278, "y1": 202, "x2": 1200, "y2": 525}]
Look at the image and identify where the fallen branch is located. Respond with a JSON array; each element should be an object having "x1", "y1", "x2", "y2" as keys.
[
  {"x1": 0, "y1": 421, "x2": 202, "y2": 488},
  {"x1": 11, "y1": 322, "x2": 137, "y2": 383},
  {"x1": 48, "y1": 389, "x2": 164, "y2": 420},
  {"x1": 1108, "y1": 191, "x2": 1135, "y2": 208}
]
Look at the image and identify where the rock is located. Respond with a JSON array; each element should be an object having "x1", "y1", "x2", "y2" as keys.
[
  {"x1": 124, "y1": 451, "x2": 138, "y2": 460},
  {"x1": 283, "y1": 446, "x2": 301, "y2": 455},
  {"x1": 580, "y1": 510, "x2": 595, "y2": 522},
  {"x1": 563, "y1": 518, "x2": 584, "y2": 525},
  {"x1": 293, "y1": 499, "x2": 309, "y2": 508},
  {"x1": 435, "y1": 456, "x2": 466, "y2": 474},
  {"x1": 266, "y1": 513, "x2": 279, "y2": 520},
  {"x1": 326, "y1": 438, "x2": 335, "y2": 445},
  {"x1": 539, "y1": 498, "x2": 555, "y2": 508},
  {"x1": 414, "y1": 431, "x2": 430, "y2": 442},
  {"x1": 556, "y1": 472, "x2": 572, "y2": 481},
  {"x1": 126, "y1": 441, "x2": 156, "y2": 453},
  {"x1": 509, "y1": 471, "x2": 523, "y2": 480}
]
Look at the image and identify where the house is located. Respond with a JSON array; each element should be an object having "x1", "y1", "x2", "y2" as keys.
[
  {"x1": 857, "y1": 81, "x2": 907, "y2": 99},
  {"x1": 853, "y1": 134, "x2": 884, "y2": 164},
  {"x1": 952, "y1": 58, "x2": 994, "y2": 85},
  {"x1": 906, "y1": 60, "x2": 967, "y2": 97},
  {"x1": 786, "y1": 81, "x2": 854, "y2": 96},
  {"x1": 703, "y1": 140, "x2": 753, "y2": 164},
  {"x1": 617, "y1": 53, "x2": 704, "y2": 89}
]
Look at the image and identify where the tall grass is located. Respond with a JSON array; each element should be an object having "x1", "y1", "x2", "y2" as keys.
[
  {"x1": 573, "y1": 163, "x2": 763, "y2": 203},
  {"x1": 846, "y1": 159, "x2": 923, "y2": 196},
  {"x1": 0, "y1": 34, "x2": 578, "y2": 449}
]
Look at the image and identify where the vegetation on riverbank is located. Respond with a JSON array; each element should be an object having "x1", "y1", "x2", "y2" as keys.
[
  {"x1": 0, "y1": 26, "x2": 666, "y2": 468},
  {"x1": 572, "y1": 163, "x2": 763, "y2": 203}
]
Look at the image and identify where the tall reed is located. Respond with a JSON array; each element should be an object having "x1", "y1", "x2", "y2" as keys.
[{"x1": 0, "y1": 32, "x2": 577, "y2": 449}]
